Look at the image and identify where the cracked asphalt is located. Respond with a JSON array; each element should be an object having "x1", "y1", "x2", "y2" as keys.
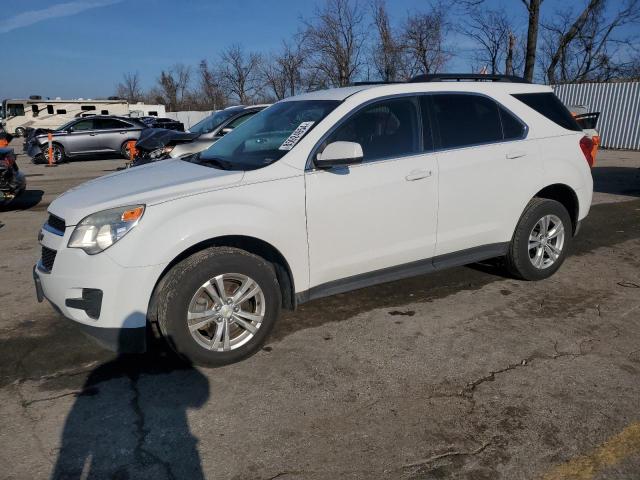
[{"x1": 1, "y1": 143, "x2": 639, "y2": 479}]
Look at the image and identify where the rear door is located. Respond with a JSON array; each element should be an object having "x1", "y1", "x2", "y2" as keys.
[
  {"x1": 428, "y1": 93, "x2": 542, "y2": 258},
  {"x1": 93, "y1": 118, "x2": 136, "y2": 152}
]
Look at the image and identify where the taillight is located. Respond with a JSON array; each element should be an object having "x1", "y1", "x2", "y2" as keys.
[{"x1": 579, "y1": 136, "x2": 594, "y2": 168}]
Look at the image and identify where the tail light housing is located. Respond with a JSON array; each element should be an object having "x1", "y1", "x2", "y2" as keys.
[{"x1": 579, "y1": 136, "x2": 595, "y2": 168}]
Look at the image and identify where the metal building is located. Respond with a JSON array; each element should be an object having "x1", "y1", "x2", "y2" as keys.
[{"x1": 553, "y1": 81, "x2": 640, "y2": 150}]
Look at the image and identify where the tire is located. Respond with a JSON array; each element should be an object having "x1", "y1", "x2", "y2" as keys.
[
  {"x1": 505, "y1": 198, "x2": 572, "y2": 281},
  {"x1": 154, "y1": 247, "x2": 281, "y2": 366},
  {"x1": 42, "y1": 143, "x2": 66, "y2": 164},
  {"x1": 120, "y1": 140, "x2": 136, "y2": 160},
  {"x1": 15, "y1": 127, "x2": 25, "y2": 137}
]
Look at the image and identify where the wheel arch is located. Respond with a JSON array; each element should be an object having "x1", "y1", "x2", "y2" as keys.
[
  {"x1": 148, "y1": 235, "x2": 297, "y2": 318},
  {"x1": 534, "y1": 183, "x2": 579, "y2": 234}
]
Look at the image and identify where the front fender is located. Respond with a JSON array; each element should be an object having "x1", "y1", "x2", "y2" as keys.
[{"x1": 105, "y1": 175, "x2": 310, "y2": 292}]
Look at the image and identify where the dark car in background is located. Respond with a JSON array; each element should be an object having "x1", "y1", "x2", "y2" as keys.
[
  {"x1": 26, "y1": 116, "x2": 147, "y2": 163},
  {"x1": 137, "y1": 116, "x2": 184, "y2": 131},
  {"x1": 0, "y1": 148, "x2": 26, "y2": 205},
  {"x1": 134, "y1": 105, "x2": 268, "y2": 164}
]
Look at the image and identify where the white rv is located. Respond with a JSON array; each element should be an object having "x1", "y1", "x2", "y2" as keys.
[{"x1": 1, "y1": 98, "x2": 129, "y2": 136}]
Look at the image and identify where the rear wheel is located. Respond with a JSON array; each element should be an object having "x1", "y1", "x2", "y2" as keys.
[
  {"x1": 506, "y1": 198, "x2": 572, "y2": 280},
  {"x1": 14, "y1": 127, "x2": 25, "y2": 137},
  {"x1": 154, "y1": 247, "x2": 281, "y2": 366}
]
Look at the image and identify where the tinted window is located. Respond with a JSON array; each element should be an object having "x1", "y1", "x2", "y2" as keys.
[
  {"x1": 432, "y1": 94, "x2": 502, "y2": 149},
  {"x1": 499, "y1": 106, "x2": 525, "y2": 140},
  {"x1": 71, "y1": 120, "x2": 94, "y2": 131},
  {"x1": 81, "y1": 105, "x2": 96, "y2": 111},
  {"x1": 47, "y1": 105, "x2": 54, "y2": 114},
  {"x1": 101, "y1": 110, "x2": 109, "y2": 115},
  {"x1": 56, "y1": 109, "x2": 67, "y2": 114},
  {"x1": 32, "y1": 105, "x2": 39, "y2": 117},
  {"x1": 94, "y1": 118, "x2": 130, "y2": 129},
  {"x1": 7, "y1": 104, "x2": 25, "y2": 116},
  {"x1": 327, "y1": 97, "x2": 420, "y2": 162},
  {"x1": 512, "y1": 93, "x2": 581, "y2": 132}
]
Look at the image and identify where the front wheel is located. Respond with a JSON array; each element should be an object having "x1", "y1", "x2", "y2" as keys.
[
  {"x1": 42, "y1": 143, "x2": 65, "y2": 163},
  {"x1": 506, "y1": 198, "x2": 572, "y2": 281},
  {"x1": 154, "y1": 247, "x2": 281, "y2": 366}
]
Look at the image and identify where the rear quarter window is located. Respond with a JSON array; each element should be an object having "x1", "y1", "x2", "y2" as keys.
[{"x1": 512, "y1": 93, "x2": 582, "y2": 132}]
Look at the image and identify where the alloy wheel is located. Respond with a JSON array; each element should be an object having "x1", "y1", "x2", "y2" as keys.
[
  {"x1": 528, "y1": 214, "x2": 565, "y2": 269},
  {"x1": 186, "y1": 273, "x2": 266, "y2": 351}
]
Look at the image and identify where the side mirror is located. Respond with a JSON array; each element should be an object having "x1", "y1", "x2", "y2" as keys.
[
  {"x1": 315, "y1": 141, "x2": 363, "y2": 169},
  {"x1": 220, "y1": 127, "x2": 233, "y2": 136},
  {"x1": 67, "y1": 127, "x2": 74, "y2": 133}
]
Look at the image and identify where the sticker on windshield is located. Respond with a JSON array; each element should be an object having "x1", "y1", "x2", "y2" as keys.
[{"x1": 278, "y1": 121, "x2": 315, "y2": 151}]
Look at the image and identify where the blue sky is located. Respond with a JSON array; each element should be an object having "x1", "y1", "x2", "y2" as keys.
[{"x1": 0, "y1": 0, "x2": 630, "y2": 99}]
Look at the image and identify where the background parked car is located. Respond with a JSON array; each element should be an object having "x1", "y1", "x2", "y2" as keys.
[
  {"x1": 137, "y1": 116, "x2": 184, "y2": 131},
  {"x1": 25, "y1": 116, "x2": 147, "y2": 164},
  {"x1": 133, "y1": 105, "x2": 268, "y2": 165},
  {"x1": 0, "y1": 147, "x2": 26, "y2": 205}
]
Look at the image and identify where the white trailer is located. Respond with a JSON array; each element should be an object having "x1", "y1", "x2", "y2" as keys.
[{"x1": 1, "y1": 98, "x2": 129, "y2": 136}]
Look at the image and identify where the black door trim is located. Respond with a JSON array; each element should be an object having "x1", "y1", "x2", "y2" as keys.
[{"x1": 296, "y1": 242, "x2": 509, "y2": 305}]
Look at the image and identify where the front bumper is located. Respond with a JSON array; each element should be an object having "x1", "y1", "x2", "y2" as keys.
[{"x1": 34, "y1": 224, "x2": 166, "y2": 353}]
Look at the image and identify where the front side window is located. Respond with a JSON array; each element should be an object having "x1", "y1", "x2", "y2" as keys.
[
  {"x1": 194, "y1": 100, "x2": 339, "y2": 171},
  {"x1": 225, "y1": 112, "x2": 256, "y2": 130},
  {"x1": 325, "y1": 97, "x2": 420, "y2": 162},
  {"x1": 71, "y1": 119, "x2": 94, "y2": 131},
  {"x1": 431, "y1": 94, "x2": 502, "y2": 149}
]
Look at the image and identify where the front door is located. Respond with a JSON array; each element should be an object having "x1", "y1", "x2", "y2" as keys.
[
  {"x1": 305, "y1": 96, "x2": 439, "y2": 289},
  {"x1": 64, "y1": 119, "x2": 97, "y2": 154}
]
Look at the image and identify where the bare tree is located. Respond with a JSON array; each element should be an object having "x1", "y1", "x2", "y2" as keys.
[
  {"x1": 301, "y1": 0, "x2": 368, "y2": 87},
  {"x1": 370, "y1": 0, "x2": 402, "y2": 81},
  {"x1": 461, "y1": 9, "x2": 513, "y2": 74},
  {"x1": 198, "y1": 60, "x2": 227, "y2": 110},
  {"x1": 401, "y1": 7, "x2": 448, "y2": 78},
  {"x1": 521, "y1": 0, "x2": 543, "y2": 81},
  {"x1": 262, "y1": 40, "x2": 305, "y2": 100},
  {"x1": 220, "y1": 44, "x2": 262, "y2": 104},
  {"x1": 543, "y1": 0, "x2": 640, "y2": 83},
  {"x1": 157, "y1": 64, "x2": 191, "y2": 111},
  {"x1": 115, "y1": 72, "x2": 142, "y2": 103}
]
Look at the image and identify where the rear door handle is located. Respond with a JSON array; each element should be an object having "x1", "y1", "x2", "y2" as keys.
[
  {"x1": 405, "y1": 169, "x2": 433, "y2": 181},
  {"x1": 506, "y1": 150, "x2": 527, "y2": 159},
  {"x1": 89, "y1": 132, "x2": 97, "y2": 136}
]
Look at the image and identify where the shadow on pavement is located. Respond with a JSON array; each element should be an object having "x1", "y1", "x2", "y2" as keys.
[
  {"x1": 592, "y1": 166, "x2": 640, "y2": 197},
  {"x1": 0, "y1": 189, "x2": 44, "y2": 212},
  {"x1": 51, "y1": 329, "x2": 209, "y2": 480}
]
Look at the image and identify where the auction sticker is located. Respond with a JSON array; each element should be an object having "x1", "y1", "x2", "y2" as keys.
[{"x1": 279, "y1": 122, "x2": 315, "y2": 150}]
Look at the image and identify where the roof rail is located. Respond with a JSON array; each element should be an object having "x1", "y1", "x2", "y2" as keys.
[
  {"x1": 350, "y1": 81, "x2": 402, "y2": 86},
  {"x1": 410, "y1": 73, "x2": 530, "y2": 84}
]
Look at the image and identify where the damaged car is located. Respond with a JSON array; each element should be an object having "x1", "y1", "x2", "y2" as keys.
[
  {"x1": 0, "y1": 148, "x2": 26, "y2": 205},
  {"x1": 133, "y1": 105, "x2": 268, "y2": 165},
  {"x1": 26, "y1": 116, "x2": 147, "y2": 164}
]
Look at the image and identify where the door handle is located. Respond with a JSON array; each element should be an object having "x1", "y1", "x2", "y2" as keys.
[
  {"x1": 405, "y1": 169, "x2": 433, "y2": 181},
  {"x1": 119, "y1": 131, "x2": 126, "y2": 134},
  {"x1": 89, "y1": 133, "x2": 97, "y2": 136},
  {"x1": 506, "y1": 150, "x2": 527, "y2": 159}
]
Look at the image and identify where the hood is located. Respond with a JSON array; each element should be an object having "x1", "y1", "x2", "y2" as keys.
[
  {"x1": 49, "y1": 159, "x2": 244, "y2": 225},
  {"x1": 135, "y1": 127, "x2": 200, "y2": 150}
]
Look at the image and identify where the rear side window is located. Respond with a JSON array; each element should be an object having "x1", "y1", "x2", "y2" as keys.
[
  {"x1": 327, "y1": 97, "x2": 420, "y2": 162},
  {"x1": 512, "y1": 93, "x2": 581, "y2": 132},
  {"x1": 431, "y1": 94, "x2": 502, "y2": 149}
]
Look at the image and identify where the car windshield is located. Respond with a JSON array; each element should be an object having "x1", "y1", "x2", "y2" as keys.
[
  {"x1": 190, "y1": 100, "x2": 340, "y2": 171},
  {"x1": 189, "y1": 109, "x2": 241, "y2": 134}
]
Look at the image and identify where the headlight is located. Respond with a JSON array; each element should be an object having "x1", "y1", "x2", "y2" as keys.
[
  {"x1": 150, "y1": 145, "x2": 174, "y2": 159},
  {"x1": 68, "y1": 205, "x2": 145, "y2": 254}
]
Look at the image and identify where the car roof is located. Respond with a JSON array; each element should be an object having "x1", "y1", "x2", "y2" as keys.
[{"x1": 282, "y1": 82, "x2": 551, "y2": 103}]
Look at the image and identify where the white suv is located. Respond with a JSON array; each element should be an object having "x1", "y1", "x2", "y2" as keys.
[{"x1": 34, "y1": 74, "x2": 594, "y2": 366}]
